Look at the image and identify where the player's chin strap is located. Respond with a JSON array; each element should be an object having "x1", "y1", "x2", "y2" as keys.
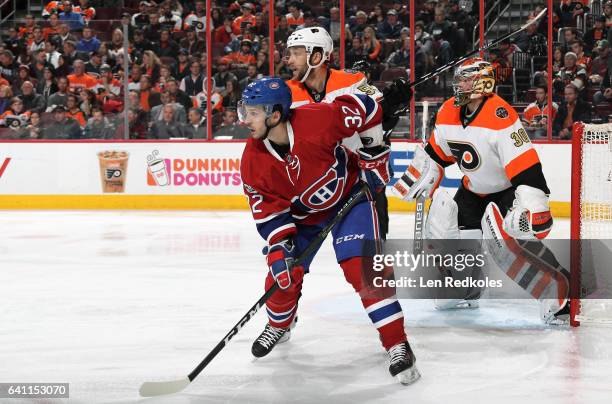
[
  {"x1": 261, "y1": 116, "x2": 283, "y2": 140},
  {"x1": 300, "y1": 53, "x2": 325, "y2": 83}
]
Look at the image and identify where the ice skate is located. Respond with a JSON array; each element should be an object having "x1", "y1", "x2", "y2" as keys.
[
  {"x1": 542, "y1": 299, "x2": 570, "y2": 326},
  {"x1": 434, "y1": 298, "x2": 480, "y2": 310},
  {"x1": 251, "y1": 324, "x2": 290, "y2": 358},
  {"x1": 388, "y1": 342, "x2": 421, "y2": 385}
]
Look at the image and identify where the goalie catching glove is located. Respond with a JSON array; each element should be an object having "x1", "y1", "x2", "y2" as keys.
[
  {"x1": 263, "y1": 239, "x2": 302, "y2": 289},
  {"x1": 503, "y1": 185, "x2": 553, "y2": 240},
  {"x1": 358, "y1": 146, "x2": 391, "y2": 193},
  {"x1": 392, "y1": 144, "x2": 444, "y2": 200}
]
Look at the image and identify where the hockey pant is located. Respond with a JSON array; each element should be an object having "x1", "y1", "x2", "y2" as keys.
[
  {"x1": 264, "y1": 195, "x2": 407, "y2": 350},
  {"x1": 454, "y1": 182, "x2": 516, "y2": 230}
]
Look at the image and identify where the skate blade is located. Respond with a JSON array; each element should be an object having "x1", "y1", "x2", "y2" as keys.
[
  {"x1": 278, "y1": 330, "x2": 291, "y2": 344},
  {"x1": 396, "y1": 365, "x2": 421, "y2": 385},
  {"x1": 435, "y1": 299, "x2": 479, "y2": 310}
]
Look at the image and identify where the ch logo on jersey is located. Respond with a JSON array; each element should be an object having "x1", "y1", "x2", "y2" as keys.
[
  {"x1": 285, "y1": 154, "x2": 301, "y2": 185},
  {"x1": 293, "y1": 146, "x2": 348, "y2": 212},
  {"x1": 447, "y1": 141, "x2": 481, "y2": 171}
]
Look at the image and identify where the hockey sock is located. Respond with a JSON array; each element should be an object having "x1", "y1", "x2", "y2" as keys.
[
  {"x1": 264, "y1": 269, "x2": 303, "y2": 328},
  {"x1": 340, "y1": 257, "x2": 407, "y2": 350}
]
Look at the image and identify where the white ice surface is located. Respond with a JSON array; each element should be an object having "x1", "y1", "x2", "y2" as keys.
[{"x1": 0, "y1": 211, "x2": 611, "y2": 404}]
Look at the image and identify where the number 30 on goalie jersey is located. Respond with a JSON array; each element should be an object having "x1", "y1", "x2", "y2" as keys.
[{"x1": 426, "y1": 94, "x2": 549, "y2": 196}]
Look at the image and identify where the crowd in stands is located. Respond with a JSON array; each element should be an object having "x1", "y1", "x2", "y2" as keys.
[{"x1": 0, "y1": 0, "x2": 610, "y2": 140}]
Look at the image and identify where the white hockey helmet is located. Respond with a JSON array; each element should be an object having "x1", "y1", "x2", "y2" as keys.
[{"x1": 286, "y1": 27, "x2": 333, "y2": 82}]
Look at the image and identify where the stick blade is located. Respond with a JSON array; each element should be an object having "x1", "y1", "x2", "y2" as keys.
[{"x1": 139, "y1": 377, "x2": 190, "y2": 397}]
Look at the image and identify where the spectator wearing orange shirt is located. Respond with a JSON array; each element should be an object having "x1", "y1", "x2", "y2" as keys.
[
  {"x1": 215, "y1": 16, "x2": 236, "y2": 46},
  {"x1": 523, "y1": 85, "x2": 558, "y2": 138},
  {"x1": 569, "y1": 40, "x2": 592, "y2": 74},
  {"x1": 221, "y1": 39, "x2": 256, "y2": 69},
  {"x1": 137, "y1": 74, "x2": 161, "y2": 113},
  {"x1": 43, "y1": 1, "x2": 63, "y2": 18},
  {"x1": 66, "y1": 94, "x2": 87, "y2": 127},
  {"x1": 43, "y1": 14, "x2": 62, "y2": 41},
  {"x1": 77, "y1": 0, "x2": 96, "y2": 23},
  {"x1": 286, "y1": 1, "x2": 304, "y2": 28},
  {"x1": 18, "y1": 14, "x2": 36, "y2": 39},
  {"x1": 68, "y1": 60, "x2": 98, "y2": 92},
  {"x1": 42, "y1": 0, "x2": 93, "y2": 20},
  {"x1": 232, "y1": 3, "x2": 257, "y2": 35}
]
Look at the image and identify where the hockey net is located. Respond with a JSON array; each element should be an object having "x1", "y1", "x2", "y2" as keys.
[{"x1": 570, "y1": 122, "x2": 612, "y2": 326}]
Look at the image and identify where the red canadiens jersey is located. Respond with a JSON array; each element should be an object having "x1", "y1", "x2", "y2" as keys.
[{"x1": 241, "y1": 94, "x2": 382, "y2": 244}]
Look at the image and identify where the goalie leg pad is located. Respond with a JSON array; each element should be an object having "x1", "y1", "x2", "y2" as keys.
[
  {"x1": 424, "y1": 189, "x2": 459, "y2": 240},
  {"x1": 392, "y1": 144, "x2": 443, "y2": 200},
  {"x1": 482, "y1": 202, "x2": 568, "y2": 320},
  {"x1": 434, "y1": 228, "x2": 484, "y2": 310}
]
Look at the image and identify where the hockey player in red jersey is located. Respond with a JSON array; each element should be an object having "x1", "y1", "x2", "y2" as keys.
[
  {"x1": 392, "y1": 58, "x2": 569, "y2": 324},
  {"x1": 239, "y1": 77, "x2": 420, "y2": 384}
]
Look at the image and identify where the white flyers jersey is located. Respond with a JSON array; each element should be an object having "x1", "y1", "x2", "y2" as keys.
[{"x1": 426, "y1": 94, "x2": 544, "y2": 195}]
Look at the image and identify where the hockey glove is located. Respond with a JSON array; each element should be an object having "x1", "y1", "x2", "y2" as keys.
[
  {"x1": 381, "y1": 77, "x2": 413, "y2": 119},
  {"x1": 358, "y1": 146, "x2": 391, "y2": 193},
  {"x1": 392, "y1": 144, "x2": 443, "y2": 200},
  {"x1": 503, "y1": 185, "x2": 553, "y2": 240},
  {"x1": 264, "y1": 239, "x2": 297, "y2": 290},
  {"x1": 350, "y1": 59, "x2": 371, "y2": 74}
]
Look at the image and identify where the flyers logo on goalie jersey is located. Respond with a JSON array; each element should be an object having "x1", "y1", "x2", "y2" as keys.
[{"x1": 428, "y1": 94, "x2": 543, "y2": 195}]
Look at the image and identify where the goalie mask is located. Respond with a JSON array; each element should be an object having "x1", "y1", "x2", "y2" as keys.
[{"x1": 452, "y1": 58, "x2": 496, "y2": 107}]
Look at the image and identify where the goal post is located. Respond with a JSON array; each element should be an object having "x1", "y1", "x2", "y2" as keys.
[{"x1": 570, "y1": 122, "x2": 612, "y2": 326}]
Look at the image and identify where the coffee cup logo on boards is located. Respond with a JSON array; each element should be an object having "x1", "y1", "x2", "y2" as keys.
[
  {"x1": 97, "y1": 150, "x2": 129, "y2": 193},
  {"x1": 147, "y1": 150, "x2": 170, "y2": 186},
  {"x1": 146, "y1": 150, "x2": 242, "y2": 187}
]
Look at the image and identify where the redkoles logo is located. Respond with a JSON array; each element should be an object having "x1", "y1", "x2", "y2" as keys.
[{"x1": 293, "y1": 146, "x2": 348, "y2": 212}]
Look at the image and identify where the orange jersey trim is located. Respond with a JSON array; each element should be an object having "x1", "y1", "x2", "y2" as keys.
[
  {"x1": 436, "y1": 95, "x2": 520, "y2": 131},
  {"x1": 429, "y1": 132, "x2": 455, "y2": 163},
  {"x1": 504, "y1": 148, "x2": 540, "y2": 180},
  {"x1": 287, "y1": 69, "x2": 366, "y2": 104}
]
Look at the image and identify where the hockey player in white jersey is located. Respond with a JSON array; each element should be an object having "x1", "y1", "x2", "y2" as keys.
[{"x1": 393, "y1": 58, "x2": 569, "y2": 323}]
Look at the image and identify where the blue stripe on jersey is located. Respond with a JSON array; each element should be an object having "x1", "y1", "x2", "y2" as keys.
[
  {"x1": 354, "y1": 93, "x2": 377, "y2": 117},
  {"x1": 367, "y1": 301, "x2": 402, "y2": 324},
  {"x1": 256, "y1": 212, "x2": 294, "y2": 242}
]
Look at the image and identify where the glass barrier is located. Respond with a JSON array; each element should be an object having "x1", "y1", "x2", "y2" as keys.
[{"x1": 0, "y1": 1, "x2": 608, "y2": 142}]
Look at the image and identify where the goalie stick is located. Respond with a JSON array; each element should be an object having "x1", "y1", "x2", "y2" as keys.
[
  {"x1": 391, "y1": 7, "x2": 548, "y2": 117},
  {"x1": 413, "y1": 101, "x2": 428, "y2": 254},
  {"x1": 139, "y1": 184, "x2": 369, "y2": 397}
]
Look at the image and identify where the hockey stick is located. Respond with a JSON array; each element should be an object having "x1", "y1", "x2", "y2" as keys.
[
  {"x1": 413, "y1": 101, "x2": 428, "y2": 254},
  {"x1": 392, "y1": 7, "x2": 547, "y2": 116},
  {"x1": 139, "y1": 183, "x2": 369, "y2": 397}
]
